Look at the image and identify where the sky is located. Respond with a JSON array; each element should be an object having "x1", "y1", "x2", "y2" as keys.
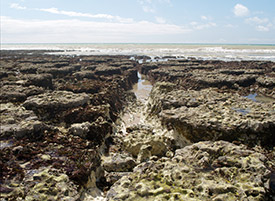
[{"x1": 1, "y1": 0, "x2": 275, "y2": 44}]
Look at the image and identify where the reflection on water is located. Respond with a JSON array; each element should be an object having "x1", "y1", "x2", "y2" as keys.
[
  {"x1": 232, "y1": 108, "x2": 250, "y2": 115},
  {"x1": 119, "y1": 72, "x2": 153, "y2": 133},
  {"x1": 132, "y1": 72, "x2": 153, "y2": 101},
  {"x1": 245, "y1": 93, "x2": 257, "y2": 102},
  {"x1": 244, "y1": 93, "x2": 274, "y2": 103},
  {"x1": 0, "y1": 140, "x2": 13, "y2": 149}
]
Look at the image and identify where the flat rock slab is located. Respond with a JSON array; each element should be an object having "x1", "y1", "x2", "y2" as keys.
[
  {"x1": 148, "y1": 82, "x2": 275, "y2": 147},
  {"x1": 23, "y1": 90, "x2": 90, "y2": 111},
  {"x1": 107, "y1": 141, "x2": 271, "y2": 201},
  {"x1": 0, "y1": 103, "x2": 48, "y2": 138},
  {"x1": 0, "y1": 85, "x2": 45, "y2": 103}
]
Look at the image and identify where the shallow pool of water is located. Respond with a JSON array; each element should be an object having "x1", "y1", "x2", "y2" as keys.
[
  {"x1": 232, "y1": 107, "x2": 250, "y2": 115},
  {"x1": 132, "y1": 72, "x2": 153, "y2": 101},
  {"x1": 244, "y1": 93, "x2": 274, "y2": 103}
]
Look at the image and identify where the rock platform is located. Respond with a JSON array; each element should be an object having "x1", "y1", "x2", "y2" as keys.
[{"x1": 1, "y1": 51, "x2": 274, "y2": 200}]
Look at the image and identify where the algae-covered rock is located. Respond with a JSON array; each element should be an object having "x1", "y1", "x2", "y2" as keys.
[
  {"x1": 23, "y1": 168, "x2": 79, "y2": 201},
  {"x1": 107, "y1": 141, "x2": 271, "y2": 201},
  {"x1": 122, "y1": 125, "x2": 170, "y2": 158}
]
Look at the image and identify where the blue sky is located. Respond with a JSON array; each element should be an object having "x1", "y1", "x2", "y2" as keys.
[{"x1": 1, "y1": 0, "x2": 275, "y2": 43}]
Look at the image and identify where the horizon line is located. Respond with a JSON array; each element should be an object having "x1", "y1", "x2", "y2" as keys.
[{"x1": 1, "y1": 42, "x2": 275, "y2": 46}]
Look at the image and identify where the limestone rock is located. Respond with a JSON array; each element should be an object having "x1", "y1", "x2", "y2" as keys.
[
  {"x1": 21, "y1": 168, "x2": 79, "y2": 201},
  {"x1": 257, "y1": 76, "x2": 275, "y2": 88},
  {"x1": 23, "y1": 90, "x2": 90, "y2": 111},
  {"x1": 122, "y1": 125, "x2": 169, "y2": 157},
  {"x1": 0, "y1": 103, "x2": 48, "y2": 138},
  {"x1": 94, "y1": 66, "x2": 122, "y2": 76},
  {"x1": 102, "y1": 153, "x2": 136, "y2": 172},
  {"x1": 73, "y1": 70, "x2": 95, "y2": 80},
  {"x1": 0, "y1": 85, "x2": 45, "y2": 103},
  {"x1": 69, "y1": 122, "x2": 91, "y2": 138},
  {"x1": 24, "y1": 73, "x2": 53, "y2": 89},
  {"x1": 148, "y1": 82, "x2": 275, "y2": 147},
  {"x1": 107, "y1": 141, "x2": 271, "y2": 201}
]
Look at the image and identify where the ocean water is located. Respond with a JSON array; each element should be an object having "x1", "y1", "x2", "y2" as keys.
[{"x1": 1, "y1": 43, "x2": 275, "y2": 61}]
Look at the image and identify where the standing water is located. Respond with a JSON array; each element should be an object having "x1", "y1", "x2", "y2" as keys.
[
  {"x1": 118, "y1": 72, "x2": 153, "y2": 133},
  {"x1": 132, "y1": 72, "x2": 153, "y2": 102}
]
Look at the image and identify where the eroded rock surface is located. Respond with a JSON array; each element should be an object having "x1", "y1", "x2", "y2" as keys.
[
  {"x1": 0, "y1": 51, "x2": 138, "y2": 200},
  {"x1": 107, "y1": 141, "x2": 271, "y2": 201},
  {"x1": 148, "y1": 82, "x2": 275, "y2": 147},
  {"x1": 1, "y1": 51, "x2": 274, "y2": 200},
  {"x1": 0, "y1": 103, "x2": 49, "y2": 139}
]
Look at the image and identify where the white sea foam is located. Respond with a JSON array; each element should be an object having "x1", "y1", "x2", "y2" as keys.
[{"x1": 1, "y1": 44, "x2": 275, "y2": 61}]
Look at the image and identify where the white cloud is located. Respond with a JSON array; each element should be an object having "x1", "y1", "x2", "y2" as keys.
[
  {"x1": 142, "y1": 6, "x2": 155, "y2": 13},
  {"x1": 245, "y1": 16, "x2": 273, "y2": 32},
  {"x1": 138, "y1": 0, "x2": 171, "y2": 13},
  {"x1": 155, "y1": 16, "x2": 166, "y2": 24},
  {"x1": 201, "y1": 16, "x2": 208, "y2": 20},
  {"x1": 245, "y1": 17, "x2": 269, "y2": 25},
  {"x1": 38, "y1": 7, "x2": 134, "y2": 23},
  {"x1": 233, "y1": 4, "x2": 249, "y2": 17},
  {"x1": 10, "y1": 3, "x2": 26, "y2": 10},
  {"x1": 224, "y1": 24, "x2": 237, "y2": 28},
  {"x1": 1, "y1": 16, "x2": 190, "y2": 43},
  {"x1": 256, "y1": 25, "x2": 269, "y2": 32},
  {"x1": 190, "y1": 21, "x2": 216, "y2": 30}
]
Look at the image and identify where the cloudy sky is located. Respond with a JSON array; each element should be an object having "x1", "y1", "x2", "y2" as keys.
[{"x1": 1, "y1": 0, "x2": 275, "y2": 44}]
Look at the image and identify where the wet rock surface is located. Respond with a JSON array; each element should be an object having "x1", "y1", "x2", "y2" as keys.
[{"x1": 1, "y1": 51, "x2": 274, "y2": 200}]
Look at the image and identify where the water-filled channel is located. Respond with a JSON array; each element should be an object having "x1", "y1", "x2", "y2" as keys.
[
  {"x1": 131, "y1": 72, "x2": 153, "y2": 101},
  {"x1": 118, "y1": 72, "x2": 153, "y2": 132}
]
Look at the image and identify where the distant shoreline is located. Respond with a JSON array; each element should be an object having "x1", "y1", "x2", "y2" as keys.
[{"x1": 2, "y1": 43, "x2": 275, "y2": 46}]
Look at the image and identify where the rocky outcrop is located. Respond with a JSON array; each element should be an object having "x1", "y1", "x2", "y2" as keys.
[
  {"x1": 24, "y1": 73, "x2": 53, "y2": 89},
  {"x1": 0, "y1": 85, "x2": 45, "y2": 103},
  {"x1": 1, "y1": 50, "x2": 274, "y2": 200},
  {"x1": 141, "y1": 59, "x2": 275, "y2": 97},
  {"x1": 0, "y1": 52, "x2": 139, "y2": 200},
  {"x1": 94, "y1": 65, "x2": 122, "y2": 76},
  {"x1": 0, "y1": 103, "x2": 49, "y2": 139},
  {"x1": 107, "y1": 141, "x2": 272, "y2": 201},
  {"x1": 11, "y1": 167, "x2": 80, "y2": 201},
  {"x1": 121, "y1": 125, "x2": 170, "y2": 158},
  {"x1": 147, "y1": 82, "x2": 275, "y2": 147},
  {"x1": 23, "y1": 91, "x2": 90, "y2": 117},
  {"x1": 102, "y1": 153, "x2": 136, "y2": 172},
  {"x1": 257, "y1": 76, "x2": 275, "y2": 88},
  {"x1": 37, "y1": 66, "x2": 79, "y2": 78}
]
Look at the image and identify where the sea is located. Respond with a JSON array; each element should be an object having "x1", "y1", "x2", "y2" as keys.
[{"x1": 1, "y1": 43, "x2": 275, "y2": 61}]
